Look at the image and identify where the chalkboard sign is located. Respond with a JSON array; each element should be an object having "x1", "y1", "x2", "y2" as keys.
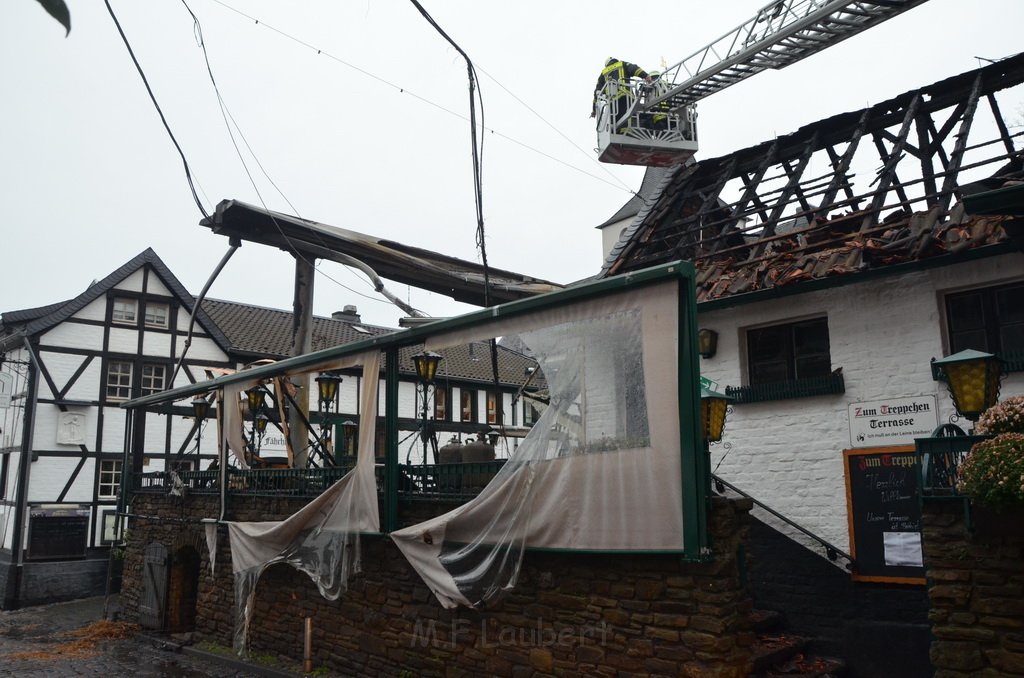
[
  {"x1": 27, "y1": 505, "x2": 90, "y2": 560},
  {"x1": 843, "y1": 446, "x2": 925, "y2": 584}
]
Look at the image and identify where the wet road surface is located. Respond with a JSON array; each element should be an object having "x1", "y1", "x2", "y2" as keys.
[{"x1": 0, "y1": 596, "x2": 276, "y2": 677}]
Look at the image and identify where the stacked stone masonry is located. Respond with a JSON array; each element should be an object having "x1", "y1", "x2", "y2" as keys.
[
  {"x1": 121, "y1": 494, "x2": 755, "y2": 677},
  {"x1": 922, "y1": 499, "x2": 1024, "y2": 677}
]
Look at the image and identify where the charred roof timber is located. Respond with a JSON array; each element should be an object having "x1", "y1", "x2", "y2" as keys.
[
  {"x1": 200, "y1": 200, "x2": 563, "y2": 308},
  {"x1": 601, "y1": 53, "x2": 1024, "y2": 305}
]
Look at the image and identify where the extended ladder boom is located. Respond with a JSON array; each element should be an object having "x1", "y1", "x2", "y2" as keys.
[{"x1": 648, "y1": 0, "x2": 932, "y2": 112}]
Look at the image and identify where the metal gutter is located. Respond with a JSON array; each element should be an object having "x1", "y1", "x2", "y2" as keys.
[{"x1": 122, "y1": 261, "x2": 695, "y2": 410}]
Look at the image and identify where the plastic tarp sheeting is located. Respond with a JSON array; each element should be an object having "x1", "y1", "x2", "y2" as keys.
[
  {"x1": 227, "y1": 351, "x2": 381, "y2": 653},
  {"x1": 220, "y1": 379, "x2": 259, "y2": 469},
  {"x1": 392, "y1": 282, "x2": 683, "y2": 609}
]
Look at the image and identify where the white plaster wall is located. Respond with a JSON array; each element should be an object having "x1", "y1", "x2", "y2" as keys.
[
  {"x1": 144, "y1": 275, "x2": 172, "y2": 297},
  {"x1": 177, "y1": 335, "x2": 228, "y2": 363},
  {"x1": 116, "y1": 269, "x2": 146, "y2": 293},
  {"x1": 30, "y1": 403, "x2": 93, "y2": 450},
  {"x1": 27, "y1": 456, "x2": 90, "y2": 502},
  {"x1": 101, "y1": 407, "x2": 128, "y2": 454},
  {"x1": 599, "y1": 219, "x2": 630, "y2": 261},
  {"x1": 35, "y1": 350, "x2": 93, "y2": 401},
  {"x1": 73, "y1": 297, "x2": 107, "y2": 322},
  {"x1": 40, "y1": 323, "x2": 104, "y2": 351},
  {"x1": 143, "y1": 412, "x2": 169, "y2": 455},
  {"x1": 699, "y1": 253, "x2": 1024, "y2": 558},
  {"x1": 142, "y1": 331, "x2": 172, "y2": 357},
  {"x1": 0, "y1": 505, "x2": 13, "y2": 550},
  {"x1": 107, "y1": 327, "x2": 139, "y2": 354},
  {"x1": 64, "y1": 357, "x2": 103, "y2": 403},
  {"x1": 1, "y1": 349, "x2": 30, "y2": 450}
]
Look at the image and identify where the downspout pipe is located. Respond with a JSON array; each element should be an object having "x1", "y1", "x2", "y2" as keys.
[{"x1": 7, "y1": 337, "x2": 41, "y2": 609}]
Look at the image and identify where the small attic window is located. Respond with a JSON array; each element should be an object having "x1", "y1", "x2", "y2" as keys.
[
  {"x1": 144, "y1": 302, "x2": 169, "y2": 329},
  {"x1": 351, "y1": 325, "x2": 371, "y2": 335},
  {"x1": 112, "y1": 298, "x2": 137, "y2": 324}
]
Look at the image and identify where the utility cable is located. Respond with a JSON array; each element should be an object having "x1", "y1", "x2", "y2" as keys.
[
  {"x1": 180, "y1": 0, "x2": 426, "y2": 320},
  {"x1": 103, "y1": 0, "x2": 211, "y2": 220},
  {"x1": 205, "y1": 0, "x2": 633, "y2": 194}
]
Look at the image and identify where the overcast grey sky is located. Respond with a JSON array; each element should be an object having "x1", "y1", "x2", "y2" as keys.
[{"x1": 2, "y1": 0, "x2": 1022, "y2": 328}]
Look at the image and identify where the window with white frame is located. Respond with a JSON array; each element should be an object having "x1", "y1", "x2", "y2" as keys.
[
  {"x1": 98, "y1": 460, "x2": 122, "y2": 498},
  {"x1": 433, "y1": 386, "x2": 448, "y2": 421},
  {"x1": 111, "y1": 298, "x2": 137, "y2": 324},
  {"x1": 106, "y1": 361, "x2": 133, "y2": 400},
  {"x1": 486, "y1": 391, "x2": 501, "y2": 425},
  {"x1": 141, "y1": 364, "x2": 166, "y2": 395},
  {"x1": 144, "y1": 302, "x2": 169, "y2": 329},
  {"x1": 460, "y1": 390, "x2": 476, "y2": 422}
]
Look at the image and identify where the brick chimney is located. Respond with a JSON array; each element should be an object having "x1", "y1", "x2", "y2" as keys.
[{"x1": 331, "y1": 305, "x2": 361, "y2": 323}]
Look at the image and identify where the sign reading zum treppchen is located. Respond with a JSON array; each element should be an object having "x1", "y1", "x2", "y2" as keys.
[{"x1": 848, "y1": 395, "x2": 938, "y2": 448}]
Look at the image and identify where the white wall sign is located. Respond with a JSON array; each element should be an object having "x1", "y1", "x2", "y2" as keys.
[
  {"x1": 0, "y1": 373, "x2": 12, "y2": 409},
  {"x1": 56, "y1": 411, "x2": 86, "y2": 445},
  {"x1": 848, "y1": 395, "x2": 938, "y2": 448}
]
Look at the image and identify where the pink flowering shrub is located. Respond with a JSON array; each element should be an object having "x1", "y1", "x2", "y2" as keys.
[
  {"x1": 976, "y1": 395, "x2": 1024, "y2": 435},
  {"x1": 957, "y1": 432, "x2": 1024, "y2": 509}
]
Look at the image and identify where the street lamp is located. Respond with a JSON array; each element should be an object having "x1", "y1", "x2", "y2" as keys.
[
  {"x1": 246, "y1": 386, "x2": 266, "y2": 416},
  {"x1": 411, "y1": 351, "x2": 443, "y2": 465},
  {"x1": 315, "y1": 372, "x2": 343, "y2": 465},
  {"x1": 315, "y1": 372, "x2": 342, "y2": 409},
  {"x1": 932, "y1": 349, "x2": 1003, "y2": 424},
  {"x1": 701, "y1": 385, "x2": 732, "y2": 497},
  {"x1": 700, "y1": 385, "x2": 732, "y2": 443},
  {"x1": 191, "y1": 396, "x2": 209, "y2": 456},
  {"x1": 697, "y1": 329, "x2": 719, "y2": 359},
  {"x1": 254, "y1": 413, "x2": 270, "y2": 455},
  {"x1": 341, "y1": 420, "x2": 358, "y2": 457}
]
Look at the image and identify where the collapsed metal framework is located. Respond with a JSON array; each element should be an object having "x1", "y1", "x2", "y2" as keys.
[{"x1": 604, "y1": 54, "x2": 1024, "y2": 284}]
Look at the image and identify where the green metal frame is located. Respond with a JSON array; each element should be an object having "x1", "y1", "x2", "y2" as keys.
[{"x1": 120, "y1": 260, "x2": 708, "y2": 559}]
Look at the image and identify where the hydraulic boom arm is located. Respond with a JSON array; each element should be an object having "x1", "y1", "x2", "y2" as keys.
[{"x1": 648, "y1": 0, "x2": 932, "y2": 112}]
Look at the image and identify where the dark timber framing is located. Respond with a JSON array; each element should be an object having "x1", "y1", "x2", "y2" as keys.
[{"x1": 603, "y1": 54, "x2": 1024, "y2": 280}]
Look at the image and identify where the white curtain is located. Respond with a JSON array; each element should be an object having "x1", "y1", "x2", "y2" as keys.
[{"x1": 392, "y1": 282, "x2": 683, "y2": 608}]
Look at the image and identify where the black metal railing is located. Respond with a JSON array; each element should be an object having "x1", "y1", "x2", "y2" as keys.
[
  {"x1": 725, "y1": 372, "x2": 845, "y2": 404},
  {"x1": 916, "y1": 433, "x2": 990, "y2": 498},
  {"x1": 398, "y1": 461, "x2": 507, "y2": 502},
  {"x1": 132, "y1": 460, "x2": 507, "y2": 502},
  {"x1": 712, "y1": 473, "x2": 855, "y2": 568}
]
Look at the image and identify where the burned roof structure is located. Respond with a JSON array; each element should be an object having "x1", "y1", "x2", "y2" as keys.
[{"x1": 601, "y1": 53, "x2": 1024, "y2": 305}]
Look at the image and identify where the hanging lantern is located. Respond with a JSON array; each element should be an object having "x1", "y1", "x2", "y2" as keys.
[
  {"x1": 700, "y1": 386, "x2": 732, "y2": 443},
  {"x1": 932, "y1": 349, "x2": 1002, "y2": 422},
  {"x1": 411, "y1": 351, "x2": 443, "y2": 383}
]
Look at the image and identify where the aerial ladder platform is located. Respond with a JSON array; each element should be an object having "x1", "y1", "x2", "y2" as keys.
[{"x1": 597, "y1": 0, "x2": 932, "y2": 166}]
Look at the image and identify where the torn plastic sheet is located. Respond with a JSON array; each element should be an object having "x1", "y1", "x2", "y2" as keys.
[
  {"x1": 228, "y1": 351, "x2": 381, "y2": 654},
  {"x1": 392, "y1": 282, "x2": 683, "y2": 609}
]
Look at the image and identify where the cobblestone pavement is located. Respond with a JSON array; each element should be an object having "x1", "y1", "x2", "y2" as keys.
[{"x1": 0, "y1": 596, "x2": 283, "y2": 678}]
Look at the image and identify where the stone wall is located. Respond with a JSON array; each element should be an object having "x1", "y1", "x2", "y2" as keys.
[
  {"x1": 0, "y1": 553, "x2": 112, "y2": 610},
  {"x1": 922, "y1": 498, "x2": 1024, "y2": 676},
  {"x1": 122, "y1": 494, "x2": 755, "y2": 677}
]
